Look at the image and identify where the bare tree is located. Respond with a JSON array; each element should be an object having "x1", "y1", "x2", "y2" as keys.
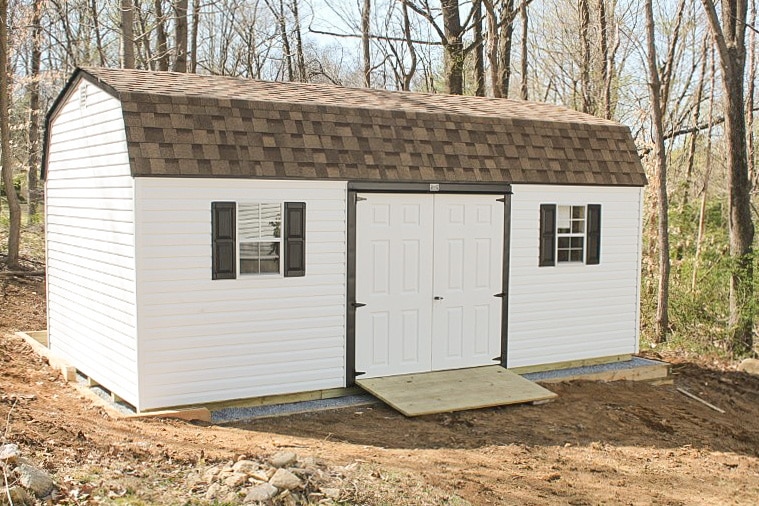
[
  {"x1": 190, "y1": 0, "x2": 200, "y2": 72},
  {"x1": 361, "y1": 0, "x2": 371, "y2": 86},
  {"x1": 1, "y1": 0, "x2": 21, "y2": 269},
  {"x1": 27, "y1": 0, "x2": 41, "y2": 217},
  {"x1": 173, "y1": 0, "x2": 189, "y2": 72},
  {"x1": 122, "y1": 0, "x2": 135, "y2": 68},
  {"x1": 700, "y1": 0, "x2": 755, "y2": 354},
  {"x1": 519, "y1": 0, "x2": 528, "y2": 99}
]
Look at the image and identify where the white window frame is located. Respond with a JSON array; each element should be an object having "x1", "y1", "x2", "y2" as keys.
[
  {"x1": 237, "y1": 201, "x2": 283, "y2": 277},
  {"x1": 556, "y1": 204, "x2": 586, "y2": 264}
]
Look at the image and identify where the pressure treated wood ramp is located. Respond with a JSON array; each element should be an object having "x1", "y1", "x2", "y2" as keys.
[{"x1": 356, "y1": 365, "x2": 557, "y2": 417}]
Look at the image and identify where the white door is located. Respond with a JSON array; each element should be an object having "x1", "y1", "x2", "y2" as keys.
[
  {"x1": 431, "y1": 195, "x2": 504, "y2": 370},
  {"x1": 355, "y1": 194, "x2": 435, "y2": 377},
  {"x1": 355, "y1": 193, "x2": 504, "y2": 378}
]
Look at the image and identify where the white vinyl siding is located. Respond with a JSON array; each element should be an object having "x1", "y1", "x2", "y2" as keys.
[
  {"x1": 45, "y1": 80, "x2": 139, "y2": 406},
  {"x1": 135, "y1": 178, "x2": 347, "y2": 410},
  {"x1": 508, "y1": 185, "x2": 642, "y2": 368}
]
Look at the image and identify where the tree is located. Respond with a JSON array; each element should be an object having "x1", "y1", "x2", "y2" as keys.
[
  {"x1": 122, "y1": 0, "x2": 135, "y2": 68},
  {"x1": 27, "y1": 0, "x2": 42, "y2": 217},
  {"x1": 700, "y1": 0, "x2": 755, "y2": 354},
  {"x1": 173, "y1": 0, "x2": 189, "y2": 72},
  {"x1": 1, "y1": 0, "x2": 21, "y2": 270}
]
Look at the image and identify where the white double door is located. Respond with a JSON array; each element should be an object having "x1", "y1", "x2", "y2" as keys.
[{"x1": 355, "y1": 193, "x2": 504, "y2": 378}]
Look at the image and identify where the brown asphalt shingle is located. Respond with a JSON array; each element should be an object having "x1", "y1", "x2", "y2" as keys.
[{"x1": 70, "y1": 67, "x2": 646, "y2": 186}]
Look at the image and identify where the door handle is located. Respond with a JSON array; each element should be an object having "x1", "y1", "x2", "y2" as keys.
[{"x1": 434, "y1": 296, "x2": 444, "y2": 300}]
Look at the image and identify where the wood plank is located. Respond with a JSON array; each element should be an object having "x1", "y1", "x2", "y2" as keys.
[
  {"x1": 533, "y1": 363, "x2": 671, "y2": 384},
  {"x1": 357, "y1": 366, "x2": 557, "y2": 417}
]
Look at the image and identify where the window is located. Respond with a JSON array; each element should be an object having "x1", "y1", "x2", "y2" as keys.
[
  {"x1": 212, "y1": 201, "x2": 306, "y2": 279},
  {"x1": 556, "y1": 205, "x2": 585, "y2": 262},
  {"x1": 239, "y1": 202, "x2": 282, "y2": 274},
  {"x1": 539, "y1": 204, "x2": 601, "y2": 267}
]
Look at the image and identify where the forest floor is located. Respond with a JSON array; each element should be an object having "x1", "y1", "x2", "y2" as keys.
[{"x1": 2, "y1": 275, "x2": 759, "y2": 505}]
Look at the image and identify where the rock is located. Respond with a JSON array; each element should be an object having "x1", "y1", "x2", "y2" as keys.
[
  {"x1": 0, "y1": 444, "x2": 20, "y2": 464},
  {"x1": 1, "y1": 486, "x2": 34, "y2": 506},
  {"x1": 224, "y1": 472, "x2": 249, "y2": 488},
  {"x1": 247, "y1": 469, "x2": 270, "y2": 483},
  {"x1": 243, "y1": 482, "x2": 278, "y2": 503},
  {"x1": 270, "y1": 451, "x2": 297, "y2": 468},
  {"x1": 202, "y1": 465, "x2": 221, "y2": 483},
  {"x1": 205, "y1": 482, "x2": 223, "y2": 500},
  {"x1": 738, "y1": 358, "x2": 759, "y2": 376},
  {"x1": 321, "y1": 487, "x2": 341, "y2": 500},
  {"x1": 232, "y1": 459, "x2": 261, "y2": 475},
  {"x1": 269, "y1": 468, "x2": 302, "y2": 490},
  {"x1": 15, "y1": 463, "x2": 55, "y2": 498}
]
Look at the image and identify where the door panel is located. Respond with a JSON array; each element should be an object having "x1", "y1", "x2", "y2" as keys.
[
  {"x1": 355, "y1": 194, "x2": 434, "y2": 378},
  {"x1": 355, "y1": 193, "x2": 504, "y2": 378},
  {"x1": 432, "y1": 195, "x2": 504, "y2": 370}
]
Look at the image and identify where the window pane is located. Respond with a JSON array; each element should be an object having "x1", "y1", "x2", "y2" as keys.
[
  {"x1": 558, "y1": 237, "x2": 570, "y2": 248},
  {"x1": 240, "y1": 242, "x2": 261, "y2": 274},
  {"x1": 571, "y1": 219, "x2": 585, "y2": 234},
  {"x1": 558, "y1": 250, "x2": 569, "y2": 262},
  {"x1": 258, "y1": 242, "x2": 280, "y2": 273},
  {"x1": 238, "y1": 203, "x2": 260, "y2": 240},
  {"x1": 570, "y1": 249, "x2": 583, "y2": 262},
  {"x1": 557, "y1": 206, "x2": 571, "y2": 233},
  {"x1": 572, "y1": 206, "x2": 585, "y2": 219},
  {"x1": 259, "y1": 203, "x2": 282, "y2": 239},
  {"x1": 570, "y1": 237, "x2": 584, "y2": 248}
]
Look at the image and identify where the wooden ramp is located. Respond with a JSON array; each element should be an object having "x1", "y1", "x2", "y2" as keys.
[{"x1": 356, "y1": 366, "x2": 557, "y2": 417}]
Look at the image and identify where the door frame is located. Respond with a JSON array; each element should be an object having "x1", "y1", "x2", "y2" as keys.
[{"x1": 346, "y1": 181, "x2": 513, "y2": 386}]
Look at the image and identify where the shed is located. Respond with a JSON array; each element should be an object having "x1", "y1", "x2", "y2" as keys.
[{"x1": 43, "y1": 67, "x2": 647, "y2": 412}]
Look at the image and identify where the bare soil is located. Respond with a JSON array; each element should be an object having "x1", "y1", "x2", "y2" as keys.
[{"x1": 2, "y1": 276, "x2": 759, "y2": 505}]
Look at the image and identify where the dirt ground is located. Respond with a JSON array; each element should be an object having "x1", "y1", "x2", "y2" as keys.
[{"x1": 2, "y1": 275, "x2": 759, "y2": 505}]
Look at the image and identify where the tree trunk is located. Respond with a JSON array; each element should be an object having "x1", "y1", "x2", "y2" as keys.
[
  {"x1": 27, "y1": 0, "x2": 42, "y2": 218},
  {"x1": 473, "y1": 0, "x2": 485, "y2": 96},
  {"x1": 291, "y1": 0, "x2": 306, "y2": 81},
  {"x1": 700, "y1": 0, "x2": 754, "y2": 354},
  {"x1": 154, "y1": 0, "x2": 169, "y2": 71},
  {"x1": 173, "y1": 0, "x2": 189, "y2": 72},
  {"x1": 598, "y1": 0, "x2": 611, "y2": 118},
  {"x1": 747, "y1": 0, "x2": 756, "y2": 186},
  {"x1": 519, "y1": 0, "x2": 528, "y2": 100},
  {"x1": 441, "y1": 0, "x2": 464, "y2": 94},
  {"x1": 0, "y1": 0, "x2": 21, "y2": 269},
  {"x1": 90, "y1": 0, "x2": 107, "y2": 65},
  {"x1": 578, "y1": 0, "x2": 593, "y2": 114},
  {"x1": 645, "y1": 0, "x2": 670, "y2": 343},
  {"x1": 361, "y1": 0, "x2": 371, "y2": 87},
  {"x1": 121, "y1": 0, "x2": 135, "y2": 69},
  {"x1": 497, "y1": 0, "x2": 515, "y2": 97},
  {"x1": 401, "y1": 0, "x2": 417, "y2": 91},
  {"x1": 189, "y1": 0, "x2": 200, "y2": 73}
]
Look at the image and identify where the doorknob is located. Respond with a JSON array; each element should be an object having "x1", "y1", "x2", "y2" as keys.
[{"x1": 434, "y1": 296, "x2": 444, "y2": 300}]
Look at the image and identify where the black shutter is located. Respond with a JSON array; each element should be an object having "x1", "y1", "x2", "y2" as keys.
[
  {"x1": 586, "y1": 204, "x2": 601, "y2": 265},
  {"x1": 539, "y1": 204, "x2": 556, "y2": 267},
  {"x1": 284, "y1": 202, "x2": 306, "y2": 277},
  {"x1": 212, "y1": 202, "x2": 236, "y2": 279}
]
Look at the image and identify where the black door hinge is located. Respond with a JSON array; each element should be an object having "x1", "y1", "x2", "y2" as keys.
[
  {"x1": 493, "y1": 292, "x2": 506, "y2": 298},
  {"x1": 351, "y1": 302, "x2": 367, "y2": 308},
  {"x1": 354, "y1": 370, "x2": 366, "y2": 376}
]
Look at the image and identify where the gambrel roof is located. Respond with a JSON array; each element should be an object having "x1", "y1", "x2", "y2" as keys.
[{"x1": 45, "y1": 67, "x2": 646, "y2": 186}]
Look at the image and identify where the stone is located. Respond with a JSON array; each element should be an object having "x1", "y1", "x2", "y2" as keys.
[
  {"x1": 224, "y1": 472, "x2": 249, "y2": 488},
  {"x1": 222, "y1": 490, "x2": 242, "y2": 504},
  {"x1": 15, "y1": 463, "x2": 55, "y2": 498},
  {"x1": 232, "y1": 460, "x2": 261, "y2": 475},
  {"x1": 270, "y1": 451, "x2": 297, "y2": 468},
  {"x1": 321, "y1": 487, "x2": 341, "y2": 500},
  {"x1": 0, "y1": 444, "x2": 20, "y2": 464},
  {"x1": 738, "y1": 359, "x2": 759, "y2": 376},
  {"x1": 205, "y1": 482, "x2": 223, "y2": 500},
  {"x1": 1, "y1": 486, "x2": 34, "y2": 506},
  {"x1": 268, "y1": 468, "x2": 302, "y2": 490},
  {"x1": 243, "y1": 482, "x2": 278, "y2": 503},
  {"x1": 202, "y1": 465, "x2": 221, "y2": 483},
  {"x1": 247, "y1": 469, "x2": 270, "y2": 483}
]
